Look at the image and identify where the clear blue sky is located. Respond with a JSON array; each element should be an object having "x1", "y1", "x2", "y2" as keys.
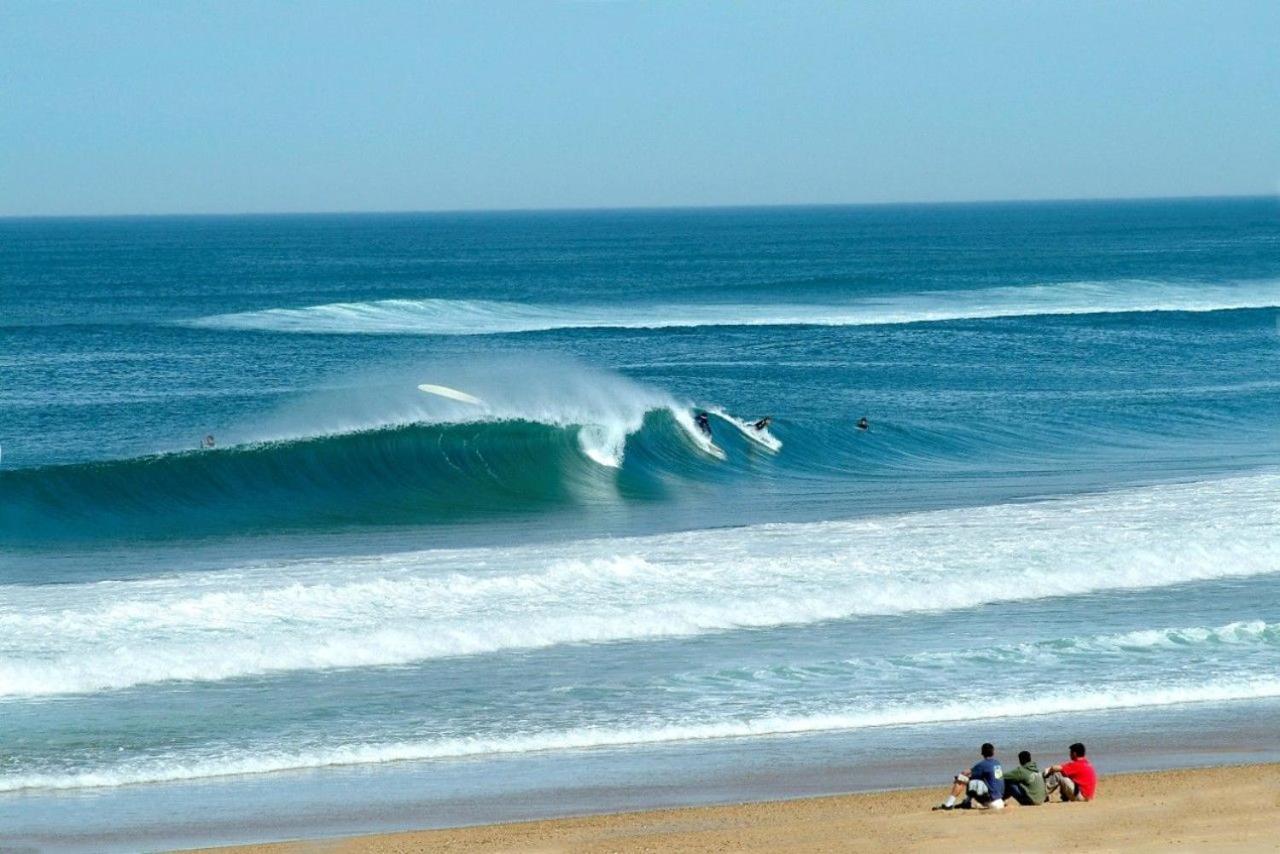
[{"x1": 3, "y1": 0, "x2": 1278, "y2": 216}]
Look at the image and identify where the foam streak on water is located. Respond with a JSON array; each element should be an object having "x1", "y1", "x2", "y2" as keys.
[
  {"x1": 2, "y1": 472, "x2": 1275, "y2": 698},
  {"x1": 4, "y1": 674, "x2": 1279, "y2": 793},
  {"x1": 186, "y1": 279, "x2": 1280, "y2": 336}
]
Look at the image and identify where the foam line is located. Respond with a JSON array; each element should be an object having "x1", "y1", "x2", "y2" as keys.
[
  {"x1": 2, "y1": 472, "x2": 1277, "y2": 698},
  {"x1": 5, "y1": 675, "x2": 1279, "y2": 792},
  {"x1": 184, "y1": 279, "x2": 1280, "y2": 336}
]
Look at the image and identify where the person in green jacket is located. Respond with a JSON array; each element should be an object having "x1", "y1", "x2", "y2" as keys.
[{"x1": 1003, "y1": 750, "x2": 1047, "y2": 805}]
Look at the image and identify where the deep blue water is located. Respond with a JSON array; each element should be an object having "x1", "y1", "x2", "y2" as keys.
[{"x1": 2, "y1": 198, "x2": 1279, "y2": 847}]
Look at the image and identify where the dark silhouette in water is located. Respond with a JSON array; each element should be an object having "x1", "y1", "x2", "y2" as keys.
[
  {"x1": 753, "y1": 416, "x2": 772, "y2": 431},
  {"x1": 695, "y1": 411, "x2": 711, "y2": 434},
  {"x1": 857, "y1": 417, "x2": 869, "y2": 431}
]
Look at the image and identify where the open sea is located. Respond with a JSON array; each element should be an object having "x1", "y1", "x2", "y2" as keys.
[{"x1": 2, "y1": 198, "x2": 1279, "y2": 850}]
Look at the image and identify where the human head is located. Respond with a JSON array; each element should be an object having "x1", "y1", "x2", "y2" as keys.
[
  {"x1": 981, "y1": 742, "x2": 994, "y2": 758},
  {"x1": 1018, "y1": 750, "x2": 1031, "y2": 765},
  {"x1": 1069, "y1": 742, "x2": 1086, "y2": 759}
]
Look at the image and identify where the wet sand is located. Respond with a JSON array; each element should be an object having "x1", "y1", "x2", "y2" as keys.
[{"x1": 196, "y1": 762, "x2": 1280, "y2": 852}]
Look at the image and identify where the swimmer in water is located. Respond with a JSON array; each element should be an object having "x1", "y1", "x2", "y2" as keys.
[
  {"x1": 202, "y1": 434, "x2": 216, "y2": 448},
  {"x1": 753, "y1": 416, "x2": 772, "y2": 431},
  {"x1": 695, "y1": 411, "x2": 711, "y2": 434},
  {"x1": 856, "y1": 417, "x2": 869, "y2": 431}
]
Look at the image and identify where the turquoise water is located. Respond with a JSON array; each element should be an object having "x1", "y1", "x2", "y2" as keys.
[{"x1": 2, "y1": 198, "x2": 1279, "y2": 846}]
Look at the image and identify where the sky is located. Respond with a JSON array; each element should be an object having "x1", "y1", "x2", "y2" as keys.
[{"x1": 2, "y1": 0, "x2": 1278, "y2": 216}]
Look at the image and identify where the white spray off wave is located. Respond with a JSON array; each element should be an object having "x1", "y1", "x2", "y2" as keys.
[{"x1": 222, "y1": 355, "x2": 711, "y2": 468}]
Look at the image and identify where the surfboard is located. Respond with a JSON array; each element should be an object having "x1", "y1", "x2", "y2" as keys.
[
  {"x1": 679, "y1": 411, "x2": 726, "y2": 460},
  {"x1": 417, "y1": 383, "x2": 485, "y2": 406},
  {"x1": 709, "y1": 409, "x2": 782, "y2": 452}
]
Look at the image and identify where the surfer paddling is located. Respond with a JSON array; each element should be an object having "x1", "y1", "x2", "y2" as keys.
[{"x1": 856, "y1": 416, "x2": 869, "y2": 431}]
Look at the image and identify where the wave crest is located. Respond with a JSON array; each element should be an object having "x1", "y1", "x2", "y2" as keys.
[{"x1": 184, "y1": 279, "x2": 1280, "y2": 336}]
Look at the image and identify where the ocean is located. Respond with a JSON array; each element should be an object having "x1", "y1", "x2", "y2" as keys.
[{"x1": 2, "y1": 198, "x2": 1279, "y2": 850}]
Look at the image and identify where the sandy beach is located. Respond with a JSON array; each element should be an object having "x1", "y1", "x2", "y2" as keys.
[{"x1": 196, "y1": 762, "x2": 1280, "y2": 853}]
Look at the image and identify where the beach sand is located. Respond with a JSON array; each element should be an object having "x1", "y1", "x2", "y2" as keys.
[{"x1": 197, "y1": 762, "x2": 1280, "y2": 853}]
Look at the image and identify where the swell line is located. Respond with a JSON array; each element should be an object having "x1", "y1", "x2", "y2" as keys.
[{"x1": 183, "y1": 279, "x2": 1280, "y2": 336}]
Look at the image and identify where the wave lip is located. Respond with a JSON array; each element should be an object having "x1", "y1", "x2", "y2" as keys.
[
  {"x1": 3, "y1": 472, "x2": 1277, "y2": 698},
  {"x1": 5, "y1": 675, "x2": 1279, "y2": 793},
  {"x1": 183, "y1": 279, "x2": 1280, "y2": 336}
]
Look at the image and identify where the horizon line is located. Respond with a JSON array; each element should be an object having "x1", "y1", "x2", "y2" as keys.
[{"x1": 2, "y1": 191, "x2": 1277, "y2": 222}]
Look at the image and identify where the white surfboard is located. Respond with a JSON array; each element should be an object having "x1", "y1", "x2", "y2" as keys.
[
  {"x1": 678, "y1": 411, "x2": 726, "y2": 460},
  {"x1": 417, "y1": 383, "x2": 485, "y2": 406}
]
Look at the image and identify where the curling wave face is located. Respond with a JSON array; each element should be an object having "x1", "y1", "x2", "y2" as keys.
[
  {"x1": 4, "y1": 374, "x2": 1273, "y2": 545},
  {"x1": 0, "y1": 358, "x2": 768, "y2": 542},
  {"x1": 0, "y1": 412, "x2": 711, "y2": 542}
]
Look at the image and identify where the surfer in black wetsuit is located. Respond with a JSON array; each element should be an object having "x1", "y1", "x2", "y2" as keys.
[
  {"x1": 695, "y1": 411, "x2": 711, "y2": 435},
  {"x1": 856, "y1": 417, "x2": 869, "y2": 431},
  {"x1": 753, "y1": 416, "x2": 772, "y2": 431}
]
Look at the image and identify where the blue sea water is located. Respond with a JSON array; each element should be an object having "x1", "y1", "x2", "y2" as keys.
[{"x1": 2, "y1": 198, "x2": 1280, "y2": 849}]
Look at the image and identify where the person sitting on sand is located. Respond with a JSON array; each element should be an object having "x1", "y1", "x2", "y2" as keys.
[
  {"x1": 1044, "y1": 742, "x2": 1097, "y2": 802},
  {"x1": 1003, "y1": 750, "x2": 1046, "y2": 805},
  {"x1": 934, "y1": 742, "x2": 1005, "y2": 810}
]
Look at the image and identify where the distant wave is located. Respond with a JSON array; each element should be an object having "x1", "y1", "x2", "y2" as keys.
[
  {"x1": 183, "y1": 279, "x2": 1280, "y2": 336},
  {"x1": 3, "y1": 472, "x2": 1276, "y2": 698},
  {"x1": 5, "y1": 674, "x2": 1279, "y2": 791}
]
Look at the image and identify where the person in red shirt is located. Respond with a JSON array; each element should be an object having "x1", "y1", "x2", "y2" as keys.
[{"x1": 1044, "y1": 742, "x2": 1098, "y2": 801}]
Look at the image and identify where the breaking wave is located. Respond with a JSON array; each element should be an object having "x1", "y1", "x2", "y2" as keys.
[
  {"x1": 3, "y1": 472, "x2": 1276, "y2": 697},
  {"x1": 184, "y1": 279, "x2": 1280, "y2": 336},
  {"x1": 0, "y1": 360, "x2": 751, "y2": 542}
]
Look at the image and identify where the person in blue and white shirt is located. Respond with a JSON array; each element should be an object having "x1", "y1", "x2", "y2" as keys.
[{"x1": 934, "y1": 742, "x2": 1005, "y2": 810}]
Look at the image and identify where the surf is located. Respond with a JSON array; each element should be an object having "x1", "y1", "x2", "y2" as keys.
[
  {"x1": 5, "y1": 672, "x2": 1279, "y2": 793},
  {"x1": 3, "y1": 471, "x2": 1276, "y2": 698},
  {"x1": 0, "y1": 358, "x2": 764, "y2": 542},
  {"x1": 0, "y1": 413, "x2": 705, "y2": 542},
  {"x1": 183, "y1": 278, "x2": 1280, "y2": 336}
]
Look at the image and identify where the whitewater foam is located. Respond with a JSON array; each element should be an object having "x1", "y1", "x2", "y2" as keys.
[
  {"x1": 5, "y1": 674, "x2": 1279, "y2": 792},
  {"x1": 2, "y1": 472, "x2": 1276, "y2": 698},
  {"x1": 728, "y1": 620, "x2": 1280, "y2": 685},
  {"x1": 184, "y1": 279, "x2": 1280, "y2": 336}
]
